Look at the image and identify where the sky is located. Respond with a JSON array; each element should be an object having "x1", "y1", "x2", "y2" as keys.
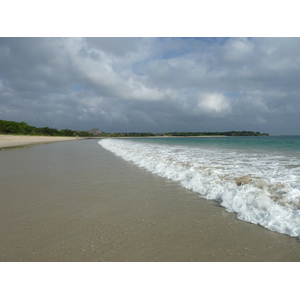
[{"x1": 1, "y1": 37, "x2": 300, "y2": 135}]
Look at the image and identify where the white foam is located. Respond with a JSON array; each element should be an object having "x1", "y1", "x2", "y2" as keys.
[{"x1": 98, "y1": 139, "x2": 300, "y2": 238}]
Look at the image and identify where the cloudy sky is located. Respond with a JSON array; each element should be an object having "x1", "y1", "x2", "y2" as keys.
[{"x1": 1, "y1": 37, "x2": 300, "y2": 135}]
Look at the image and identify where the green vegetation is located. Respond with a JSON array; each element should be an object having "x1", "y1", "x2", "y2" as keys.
[
  {"x1": 0, "y1": 119, "x2": 93, "y2": 137},
  {"x1": 98, "y1": 131, "x2": 269, "y2": 137},
  {"x1": 101, "y1": 132, "x2": 156, "y2": 137},
  {"x1": 164, "y1": 131, "x2": 269, "y2": 137},
  {"x1": 0, "y1": 119, "x2": 269, "y2": 137}
]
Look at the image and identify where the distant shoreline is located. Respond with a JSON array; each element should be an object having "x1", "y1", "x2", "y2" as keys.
[{"x1": 87, "y1": 135, "x2": 227, "y2": 139}]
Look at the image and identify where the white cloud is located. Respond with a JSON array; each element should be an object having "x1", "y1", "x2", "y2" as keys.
[
  {"x1": 223, "y1": 37, "x2": 254, "y2": 62},
  {"x1": 197, "y1": 93, "x2": 232, "y2": 116}
]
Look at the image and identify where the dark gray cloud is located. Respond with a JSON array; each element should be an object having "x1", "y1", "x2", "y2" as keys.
[{"x1": 1, "y1": 37, "x2": 300, "y2": 134}]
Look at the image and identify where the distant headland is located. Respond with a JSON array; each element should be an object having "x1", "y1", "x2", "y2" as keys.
[
  {"x1": 0, "y1": 119, "x2": 269, "y2": 137},
  {"x1": 101, "y1": 131, "x2": 269, "y2": 137}
]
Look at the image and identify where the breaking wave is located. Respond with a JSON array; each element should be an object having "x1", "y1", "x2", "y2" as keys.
[{"x1": 98, "y1": 138, "x2": 300, "y2": 238}]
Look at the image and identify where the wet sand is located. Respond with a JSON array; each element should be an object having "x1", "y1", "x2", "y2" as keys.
[
  {"x1": 0, "y1": 139, "x2": 300, "y2": 261},
  {"x1": 0, "y1": 134, "x2": 78, "y2": 149}
]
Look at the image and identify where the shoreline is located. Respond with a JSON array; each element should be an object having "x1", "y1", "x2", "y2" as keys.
[{"x1": 0, "y1": 134, "x2": 82, "y2": 149}]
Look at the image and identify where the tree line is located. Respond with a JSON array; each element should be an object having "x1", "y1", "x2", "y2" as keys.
[
  {"x1": 0, "y1": 119, "x2": 269, "y2": 137},
  {"x1": 98, "y1": 131, "x2": 269, "y2": 137},
  {"x1": 0, "y1": 119, "x2": 93, "y2": 137},
  {"x1": 164, "y1": 131, "x2": 269, "y2": 136}
]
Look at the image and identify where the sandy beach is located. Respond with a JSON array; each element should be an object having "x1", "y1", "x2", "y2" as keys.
[
  {"x1": 0, "y1": 134, "x2": 79, "y2": 149},
  {"x1": 0, "y1": 139, "x2": 300, "y2": 261}
]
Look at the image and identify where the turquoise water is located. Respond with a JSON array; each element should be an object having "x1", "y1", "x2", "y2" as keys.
[
  {"x1": 126, "y1": 136, "x2": 300, "y2": 153},
  {"x1": 99, "y1": 136, "x2": 300, "y2": 238}
]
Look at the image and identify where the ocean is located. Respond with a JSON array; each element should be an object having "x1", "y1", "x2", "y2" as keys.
[{"x1": 98, "y1": 136, "x2": 300, "y2": 239}]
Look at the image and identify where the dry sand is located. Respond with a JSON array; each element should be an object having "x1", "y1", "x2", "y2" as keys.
[{"x1": 0, "y1": 134, "x2": 79, "y2": 149}]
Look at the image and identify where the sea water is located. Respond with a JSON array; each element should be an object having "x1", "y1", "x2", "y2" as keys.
[{"x1": 98, "y1": 136, "x2": 300, "y2": 238}]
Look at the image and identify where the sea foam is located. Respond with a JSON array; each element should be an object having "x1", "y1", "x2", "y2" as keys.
[{"x1": 98, "y1": 139, "x2": 300, "y2": 238}]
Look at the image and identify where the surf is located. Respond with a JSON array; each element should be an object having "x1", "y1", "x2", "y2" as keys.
[{"x1": 98, "y1": 137, "x2": 300, "y2": 238}]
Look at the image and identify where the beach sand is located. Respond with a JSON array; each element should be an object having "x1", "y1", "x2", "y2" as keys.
[
  {"x1": 0, "y1": 134, "x2": 78, "y2": 149},
  {"x1": 0, "y1": 139, "x2": 299, "y2": 262}
]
